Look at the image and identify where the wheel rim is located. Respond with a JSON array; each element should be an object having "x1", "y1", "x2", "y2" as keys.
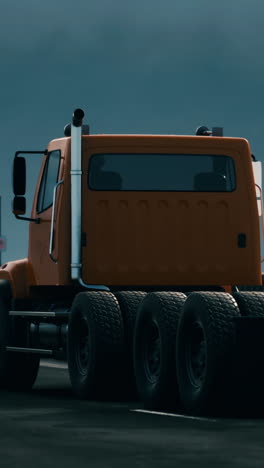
[
  {"x1": 75, "y1": 316, "x2": 90, "y2": 376},
  {"x1": 143, "y1": 320, "x2": 161, "y2": 384},
  {"x1": 185, "y1": 321, "x2": 207, "y2": 389}
]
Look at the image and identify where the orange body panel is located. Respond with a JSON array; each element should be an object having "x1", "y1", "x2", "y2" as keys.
[
  {"x1": 81, "y1": 136, "x2": 261, "y2": 287},
  {"x1": 0, "y1": 258, "x2": 36, "y2": 298}
]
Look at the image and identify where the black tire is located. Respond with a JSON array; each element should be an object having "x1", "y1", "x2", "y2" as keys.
[
  {"x1": 232, "y1": 291, "x2": 264, "y2": 412},
  {"x1": 235, "y1": 286, "x2": 264, "y2": 292},
  {"x1": 115, "y1": 291, "x2": 147, "y2": 353},
  {"x1": 233, "y1": 291, "x2": 264, "y2": 317},
  {"x1": 115, "y1": 291, "x2": 147, "y2": 396},
  {"x1": 67, "y1": 291, "x2": 124, "y2": 399},
  {"x1": 134, "y1": 291, "x2": 186, "y2": 410},
  {"x1": 0, "y1": 280, "x2": 40, "y2": 391},
  {"x1": 176, "y1": 292, "x2": 240, "y2": 415}
]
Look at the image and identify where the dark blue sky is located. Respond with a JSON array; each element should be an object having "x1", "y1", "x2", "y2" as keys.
[{"x1": 0, "y1": 0, "x2": 264, "y2": 261}]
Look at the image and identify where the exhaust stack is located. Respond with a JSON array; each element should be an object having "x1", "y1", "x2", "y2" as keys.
[
  {"x1": 70, "y1": 109, "x2": 109, "y2": 290},
  {"x1": 70, "y1": 108, "x2": 84, "y2": 281}
]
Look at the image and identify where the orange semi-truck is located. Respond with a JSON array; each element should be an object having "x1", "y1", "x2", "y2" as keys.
[{"x1": 0, "y1": 108, "x2": 264, "y2": 414}]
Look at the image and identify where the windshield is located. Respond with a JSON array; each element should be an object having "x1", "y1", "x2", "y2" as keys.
[{"x1": 88, "y1": 153, "x2": 236, "y2": 192}]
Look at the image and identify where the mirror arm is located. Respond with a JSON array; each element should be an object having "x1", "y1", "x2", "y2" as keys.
[
  {"x1": 15, "y1": 215, "x2": 40, "y2": 224},
  {"x1": 15, "y1": 150, "x2": 47, "y2": 157}
]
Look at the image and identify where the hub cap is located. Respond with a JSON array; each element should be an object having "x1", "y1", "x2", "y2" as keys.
[
  {"x1": 185, "y1": 321, "x2": 207, "y2": 389},
  {"x1": 75, "y1": 316, "x2": 90, "y2": 376},
  {"x1": 143, "y1": 320, "x2": 161, "y2": 383}
]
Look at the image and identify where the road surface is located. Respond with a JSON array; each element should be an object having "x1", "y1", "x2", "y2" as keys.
[{"x1": 0, "y1": 361, "x2": 263, "y2": 467}]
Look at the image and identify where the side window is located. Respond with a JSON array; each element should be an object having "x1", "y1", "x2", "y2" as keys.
[{"x1": 37, "y1": 150, "x2": 61, "y2": 213}]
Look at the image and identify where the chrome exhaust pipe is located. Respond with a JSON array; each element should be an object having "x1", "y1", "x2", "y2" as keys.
[
  {"x1": 71, "y1": 109, "x2": 84, "y2": 281},
  {"x1": 70, "y1": 109, "x2": 109, "y2": 290}
]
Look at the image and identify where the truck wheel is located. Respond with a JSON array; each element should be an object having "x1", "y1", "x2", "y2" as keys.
[
  {"x1": 233, "y1": 291, "x2": 264, "y2": 317},
  {"x1": 176, "y1": 292, "x2": 240, "y2": 415},
  {"x1": 115, "y1": 291, "x2": 147, "y2": 397},
  {"x1": 235, "y1": 286, "x2": 264, "y2": 292},
  {"x1": 6, "y1": 352, "x2": 40, "y2": 391},
  {"x1": 134, "y1": 291, "x2": 186, "y2": 410},
  {"x1": 0, "y1": 280, "x2": 40, "y2": 391},
  {"x1": 232, "y1": 291, "x2": 264, "y2": 412},
  {"x1": 67, "y1": 291, "x2": 124, "y2": 399}
]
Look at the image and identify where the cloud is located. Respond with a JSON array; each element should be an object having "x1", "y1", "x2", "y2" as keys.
[
  {"x1": 1, "y1": 0, "x2": 263, "y2": 58},
  {"x1": 1, "y1": 0, "x2": 264, "y2": 261}
]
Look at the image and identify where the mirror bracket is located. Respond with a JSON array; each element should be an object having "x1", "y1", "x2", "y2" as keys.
[{"x1": 15, "y1": 215, "x2": 40, "y2": 224}]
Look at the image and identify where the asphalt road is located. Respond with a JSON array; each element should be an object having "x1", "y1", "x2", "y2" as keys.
[{"x1": 0, "y1": 361, "x2": 263, "y2": 468}]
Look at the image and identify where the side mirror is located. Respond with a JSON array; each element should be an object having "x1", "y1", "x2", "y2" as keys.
[
  {"x1": 13, "y1": 196, "x2": 26, "y2": 215},
  {"x1": 13, "y1": 157, "x2": 26, "y2": 195}
]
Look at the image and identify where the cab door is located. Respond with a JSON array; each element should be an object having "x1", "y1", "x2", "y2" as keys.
[{"x1": 28, "y1": 141, "x2": 65, "y2": 285}]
